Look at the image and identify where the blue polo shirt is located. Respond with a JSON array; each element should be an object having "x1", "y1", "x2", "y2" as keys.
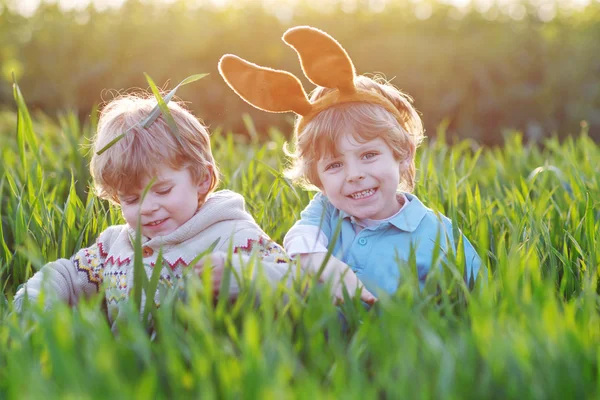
[{"x1": 289, "y1": 192, "x2": 484, "y2": 295}]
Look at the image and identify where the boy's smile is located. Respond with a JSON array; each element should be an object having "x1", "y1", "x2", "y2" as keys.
[
  {"x1": 118, "y1": 164, "x2": 210, "y2": 239},
  {"x1": 348, "y1": 188, "x2": 376, "y2": 199},
  {"x1": 143, "y1": 217, "x2": 170, "y2": 234},
  {"x1": 145, "y1": 218, "x2": 168, "y2": 227},
  {"x1": 317, "y1": 134, "x2": 404, "y2": 221}
]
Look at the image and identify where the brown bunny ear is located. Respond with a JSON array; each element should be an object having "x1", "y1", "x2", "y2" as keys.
[
  {"x1": 218, "y1": 54, "x2": 312, "y2": 115},
  {"x1": 283, "y1": 26, "x2": 356, "y2": 95}
]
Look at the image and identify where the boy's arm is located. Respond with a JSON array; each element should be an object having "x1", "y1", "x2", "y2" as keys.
[
  {"x1": 193, "y1": 229, "x2": 295, "y2": 297},
  {"x1": 284, "y1": 194, "x2": 376, "y2": 303},
  {"x1": 291, "y1": 192, "x2": 334, "y2": 236},
  {"x1": 297, "y1": 252, "x2": 377, "y2": 305},
  {"x1": 13, "y1": 242, "x2": 106, "y2": 311},
  {"x1": 197, "y1": 229, "x2": 376, "y2": 304},
  {"x1": 283, "y1": 224, "x2": 329, "y2": 257},
  {"x1": 230, "y1": 232, "x2": 293, "y2": 286},
  {"x1": 283, "y1": 192, "x2": 333, "y2": 257}
]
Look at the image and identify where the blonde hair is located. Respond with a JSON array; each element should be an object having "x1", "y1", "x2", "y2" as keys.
[
  {"x1": 284, "y1": 75, "x2": 424, "y2": 192},
  {"x1": 90, "y1": 94, "x2": 220, "y2": 204}
]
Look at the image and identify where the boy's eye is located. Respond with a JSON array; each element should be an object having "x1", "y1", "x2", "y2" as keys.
[
  {"x1": 324, "y1": 162, "x2": 342, "y2": 171},
  {"x1": 156, "y1": 187, "x2": 172, "y2": 196},
  {"x1": 363, "y1": 152, "x2": 379, "y2": 160},
  {"x1": 122, "y1": 196, "x2": 139, "y2": 205}
]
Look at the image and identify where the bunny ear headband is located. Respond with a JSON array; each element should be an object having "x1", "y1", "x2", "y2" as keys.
[{"x1": 218, "y1": 26, "x2": 403, "y2": 134}]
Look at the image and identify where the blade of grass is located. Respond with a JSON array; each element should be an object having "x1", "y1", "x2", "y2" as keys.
[
  {"x1": 12, "y1": 74, "x2": 41, "y2": 173},
  {"x1": 132, "y1": 178, "x2": 156, "y2": 312},
  {"x1": 96, "y1": 73, "x2": 209, "y2": 155},
  {"x1": 143, "y1": 247, "x2": 164, "y2": 323},
  {"x1": 141, "y1": 73, "x2": 209, "y2": 129},
  {"x1": 144, "y1": 73, "x2": 182, "y2": 146}
]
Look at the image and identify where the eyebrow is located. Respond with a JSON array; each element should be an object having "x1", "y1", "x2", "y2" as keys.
[
  {"x1": 118, "y1": 179, "x2": 174, "y2": 196},
  {"x1": 353, "y1": 140, "x2": 386, "y2": 150},
  {"x1": 118, "y1": 192, "x2": 138, "y2": 200},
  {"x1": 153, "y1": 179, "x2": 174, "y2": 186},
  {"x1": 323, "y1": 142, "x2": 383, "y2": 159}
]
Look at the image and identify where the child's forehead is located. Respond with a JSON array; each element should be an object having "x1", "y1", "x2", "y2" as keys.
[
  {"x1": 117, "y1": 171, "x2": 177, "y2": 196},
  {"x1": 149, "y1": 173, "x2": 176, "y2": 184},
  {"x1": 316, "y1": 130, "x2": 382, "y2": 159}
]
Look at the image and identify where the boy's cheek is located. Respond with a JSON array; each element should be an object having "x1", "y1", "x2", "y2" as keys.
[{"x1": 120, "y1": 207, "x2": 134, "y2": 225}]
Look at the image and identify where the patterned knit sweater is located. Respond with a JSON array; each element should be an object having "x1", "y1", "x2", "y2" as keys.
[{"x1": 13, "y1": 190, "x2": 292, "y2": 325}]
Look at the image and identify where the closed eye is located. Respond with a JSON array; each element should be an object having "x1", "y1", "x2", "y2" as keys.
[
  {"x1": 156, "y1": 187, "x2": 172, "y2": 196},
  {"x1": 122, "y1": 196, "x2": 139, "y2": 205}
]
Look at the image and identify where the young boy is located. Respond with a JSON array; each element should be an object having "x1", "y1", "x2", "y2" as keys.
[
  {"x1": 219, "y1": 26, "x2": 484, "y2": 301},
  {"x1": 14, "y1": 94, "x2": 293, "y2": 327}
]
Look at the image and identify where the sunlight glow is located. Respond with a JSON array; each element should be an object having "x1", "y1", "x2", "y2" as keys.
[
  {"x1": 13, "y1": 0, "x2": 40, "y2": 17},
  {"x1": 414, "y1": 3, "x2": 433, "y2": 19},
  {"x1": 7, "y1": 0, "x2": 599, "y2": 19},
  {"x1": 92, "y1": 0, "x2": 127, "y2": 11}
]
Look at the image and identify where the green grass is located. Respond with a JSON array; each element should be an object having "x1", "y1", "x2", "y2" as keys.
[{"x1": 0, "y1": 88, "x2": 599, "y2": 398}]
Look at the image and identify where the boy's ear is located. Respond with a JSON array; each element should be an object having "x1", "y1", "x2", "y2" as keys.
[
  {"x1": 196, "y1": 167, "x2": 213, "y2": 197},
  {"x1": 399, "y1": 155, "x2": 413, "y2": 171}
]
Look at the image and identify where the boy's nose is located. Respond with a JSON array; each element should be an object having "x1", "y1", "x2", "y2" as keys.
[
  {"x1": 346, "y1": 165, "x2": 365, "y2": 182},
  {"x1": 140, "y1": 197, "x2": 159, "y2": 214}
]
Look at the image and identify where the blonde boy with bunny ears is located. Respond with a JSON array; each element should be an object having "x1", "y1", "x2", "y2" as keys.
[
  {"x1": 14, "y1": 94, "x2": 293, "y2": 329},
  {"x1": 219, "y1": 26, "x2": 485, "y2": 302}
]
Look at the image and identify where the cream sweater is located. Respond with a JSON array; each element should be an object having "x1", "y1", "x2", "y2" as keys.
[{"x1": 14, "y1": 190, "x2": 293, "y2": 324}]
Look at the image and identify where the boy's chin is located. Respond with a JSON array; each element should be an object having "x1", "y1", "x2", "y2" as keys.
[{"x1": 141, "y1": 225, "x2": 175, "y2": 239}]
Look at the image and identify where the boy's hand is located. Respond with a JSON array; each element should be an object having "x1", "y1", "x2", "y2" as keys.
[
  {"x1": 299, "y1": 253, "x2": 377, "y2": 305},
  {"x1": 193, "y1": 252, "x2": 227, "y2": 294}
]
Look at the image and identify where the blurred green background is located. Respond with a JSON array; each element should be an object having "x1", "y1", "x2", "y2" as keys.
[{"x1": 0, "y1": 0, "x2": 599, "y2": 144}]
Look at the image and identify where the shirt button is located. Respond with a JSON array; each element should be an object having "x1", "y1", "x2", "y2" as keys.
[
  {"x1": 358, "y1": 238, "x2": 367, "y2": 246},
  {"x1": 142, "y1": 246, "x2": 154, "y2": 257}
]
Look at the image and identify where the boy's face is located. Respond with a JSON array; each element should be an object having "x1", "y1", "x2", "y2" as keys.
[
  {"x1": 316, "y1": 133, "x2": 403, "y2": 220},
  {"x1": 118, "y1": 165, "x2": 210, "y2": 239}
]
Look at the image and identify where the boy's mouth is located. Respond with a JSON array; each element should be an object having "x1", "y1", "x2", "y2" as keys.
[
  {"x1": 347, "y1": 188, "x2": 376, "y2": 200},
  {"x1": 144, "y1": 218, "x2": 167, "y2": 227}
]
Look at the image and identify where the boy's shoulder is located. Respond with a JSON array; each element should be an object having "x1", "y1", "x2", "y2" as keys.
[
  {"x1": 83, "y1": 224, "x2": 129, "y2": 256},
  {"x1": 311, "y1": 191, "x2": 452, "y2": 225},
  {"x1": 208, "y1": 189, "x2": 244, "y2": 200},
  {"x1": 302, "y1": 191, "x2": 455, "y2": 234},
  {"x1": 406, "y1": 194, "x2": 451, "y2": 219},
  {"x1": 205, "y1": 190, "x2": 247, "y2": 210},
  {"x1": 403, "y1": 193, "x2": 454, "y2": 234},
  {"x1": 309, "y1": 191, "x2": 337, "y2": 210},
  {"x1": 97, "y1": 224, "x2": 129, "y2": 243},
  {"x1": 200, "y1": 189, "x2": 257, "y2": 226}
]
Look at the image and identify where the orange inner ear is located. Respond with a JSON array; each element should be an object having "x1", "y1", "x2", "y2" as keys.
[
  {"x1": 283, "y1": 26, "x2": 356, "y2": 95},
  {"x1": 218, "y1": 54, "x2": 312, "y2": 115}
]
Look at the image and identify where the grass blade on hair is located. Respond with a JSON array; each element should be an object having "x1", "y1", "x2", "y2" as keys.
[
  {"x1": 140, "y1": 74, "x2": 209, "y2": 129},
  {"x1": 144, "y1": 73, "x2": 182, "y2": 146},
  {"x1": 95, "y1": 73, "x2": 209, "y2": 155},
  {"x1": 95, "y1": 133, "x2": 126, "y2": 156}
]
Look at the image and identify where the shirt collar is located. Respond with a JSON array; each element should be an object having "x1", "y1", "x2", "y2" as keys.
[{"x1": 340, "y1": 192, "x2": 427, "y2": 232}]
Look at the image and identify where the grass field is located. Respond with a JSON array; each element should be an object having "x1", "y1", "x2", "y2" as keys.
[{"x1": 0, "y1": 85, "x2": 599, "y2": 398}]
